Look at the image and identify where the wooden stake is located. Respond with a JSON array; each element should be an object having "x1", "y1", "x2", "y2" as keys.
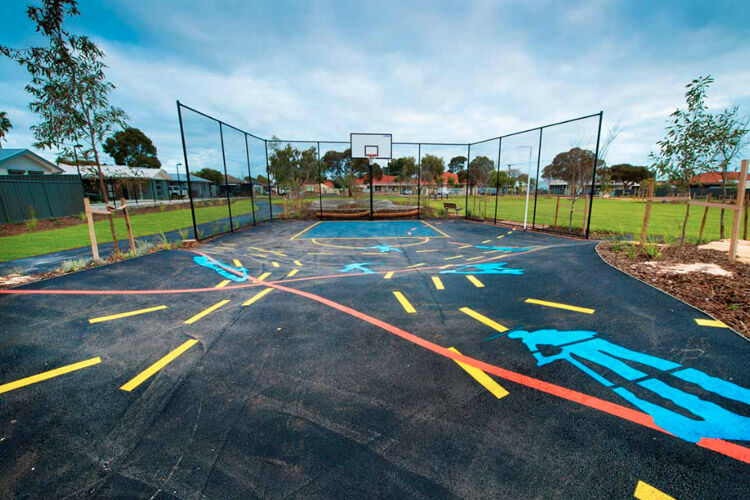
[
  {"x1": 640, "y1": 177, "x2": 655, "y2": 245},
  {"x1": 728, "y1": 160, "x2": 748, "y2": 261},
  {"x1": 582, "y1": 194, "x2": 590, "y2": 233},
  {"x1": 553, "y1": 196, "x2": 560, "y2": 228},
  {"x1": 83, "y1": 197, "x2": 100, "y2": 261},
  {"x1": 697, "y1": 194, "x2": 710, "y2": 244},
  {"x1": 120, "y1": 198, "x2": 135, "y2": 252},
  {"x1": 744, "y1": 192, "x2": 748, "y2": 240}
]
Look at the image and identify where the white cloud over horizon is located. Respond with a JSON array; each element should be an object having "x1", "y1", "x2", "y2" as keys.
[{"x1": 1, "y1": 0, "x2": 749, "y2": 175}]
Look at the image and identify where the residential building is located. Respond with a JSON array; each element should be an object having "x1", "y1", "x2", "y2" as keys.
[{"x1": 0, "y1": 149, "x2": 63, "y2": 175}]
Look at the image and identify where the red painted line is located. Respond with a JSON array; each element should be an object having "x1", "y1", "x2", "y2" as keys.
[{"x1": 253, "y1": 276, "x2": 750, "y2": 465}]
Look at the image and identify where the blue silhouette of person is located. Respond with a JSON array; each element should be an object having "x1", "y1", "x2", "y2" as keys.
[
  {"x1": 507, "y1": 329, "x2": 750, "y2": 443},
  {"x1": 441, "y1": 263, "x2": 523, "y2": 275},
  {"x1": 194, "y1": 255, "x2": 247, "y2": 282},
  {"x1": 338, "y1": 262, "x2": 378, "y2": 274},
  {"x1": 369, "y1": 245, "x2": 402, "y2": 253}
]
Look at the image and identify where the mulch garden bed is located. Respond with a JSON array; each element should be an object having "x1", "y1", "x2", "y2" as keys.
[{"x1": 598, "y1": 242, "x2": 749, "y2": 337}]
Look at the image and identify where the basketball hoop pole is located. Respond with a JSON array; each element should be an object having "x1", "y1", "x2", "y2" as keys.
[{"x1": 367, "y1": 156, "x2": 375, "y2": 220}]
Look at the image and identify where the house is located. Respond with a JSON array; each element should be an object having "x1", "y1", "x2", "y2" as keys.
[
  {"x1": 167, "y1": 172, "x2": 218, "y2": 199},
  {"x1": 301, "y1": 180, "x2": 338, "y2": 195},
  {"x1": 689, "y1": 171, "x2": 748, "y2": 198},
  {"x1": 0, "y1": 149, "x2": 63, "y2": 175},
  {"x1": 354, "y1": 172, "x2": 466, "y2": 195},
  {"x1": 59, "y1": 164, "x2": 172, "y2": 202}
]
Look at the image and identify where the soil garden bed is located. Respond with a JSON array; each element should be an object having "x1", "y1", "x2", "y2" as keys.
[{"x1": 598, "y1": 241, "x2": 749, "y2": 337}]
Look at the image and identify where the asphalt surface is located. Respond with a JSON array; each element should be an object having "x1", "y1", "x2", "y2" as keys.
[{"x1": 0, "y1": 219, "x2": 748, "y2": 499}]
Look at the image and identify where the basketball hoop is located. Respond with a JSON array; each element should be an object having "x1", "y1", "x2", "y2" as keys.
[{"x1": 366, "y1": 153, "x2": 377, "y2": 166}]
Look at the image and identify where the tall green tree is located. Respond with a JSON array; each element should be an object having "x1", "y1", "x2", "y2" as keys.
[
  {"x1": 609, "y1": 164, "x2": 651, "y2": 193},
  {"x1": 710, "y1": 106, "x2": 749, "y2": 237},
  {"x1": 0, "y1": 111, "x2": 12, "y2": 149},
  {"x1": 420, "y1": 154, "x2": 445, "y2": 188},
  {"x1": 194, "y1": 168, "x2": 224, "y2": 185},
  {"x1": 2, "y1": 0, "x2": 127, "y2": 255},
  {"x1": 542, "y1": 147, "x2": 603, "y2": 230},
  {"x1": 268, "y1": 140, "x2": 318, "y2": 211},
  {"x1": 103, "y1": 127, "x2": 161, "y2": 168},
  {"x1": 448, "y1": 155, "x2": 467, "y2": 174}
]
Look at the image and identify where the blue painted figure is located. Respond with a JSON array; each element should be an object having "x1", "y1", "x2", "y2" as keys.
[
  {"x1": 193, "y1": 255, "x2": 248, "y2": 282},
  {"x1": 338, "y1": 262, "x2": 378, "y2": 274},
  {"x1": 368, "y1": 245, "x2": 402, "y2": 253},
  {"x1": 441, "y1": 263, "x2": 524, "y2": 275},
  {"x1": 507, "y1": 329, "x2": 750, "y2": 443}
]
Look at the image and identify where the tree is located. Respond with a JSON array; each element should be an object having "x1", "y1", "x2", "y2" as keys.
[
  {"x1": 542, "y1": 147, "x2": 603, "y2": 230},
  {"x1": 609, "y1": 164, "x2": 651, "y2": 193},
  {"x1": 2, "y1": 0, "x2": 127, "y2": 256},
  {"x1": 103, "y1": 127, "x2": 161, "y2": 168},
  {"x1": 194, "y1": 168, "x2": 224, "y2": 185},
  {"x1": 0, "y1": 111, "x2": 11, "y2": 148},
  {"x1": 420, "y1": 154, "x2": 445, "y2": 189},
  {"x1": 467, "y1": 156, "x2": 493, "y2": 189},
  {"x1": 710, "y1": 106, "x2": 749, "y2": 237},
  {"x1": 448, "y1": 155, "x2": 467, "y2": 174},
  {"x1": 650, "y1": 75, "x2": 721, "y2": 244},
  {"x1": 268, "y1": 140, "x2": 318, "y2": 212}
]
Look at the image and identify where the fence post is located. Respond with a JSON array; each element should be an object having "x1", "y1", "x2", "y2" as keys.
[
  {"x1": 318, "y1": 142, "x2": 323, "y2": 219},
  {"x1": 176, "y1": 101, "x2": 199, "y2": 240},
  {"x1": 464, "y1": 144, "x2": 470, "y2": 219},
  {"x1": 244, "y1": 134, "x2": 257, "y2": 226},
  {"x1": 83, "y1": 197, "x2": 100, "y2": 261},
  {"x1": 697, "y1": 194, "x2": 710, "y2": 244},
  {"x1": 493, "y1": 137, "x2": 502, "y2": 225},
  {"x1": 553, "y1": 196, "x2": 560, "y2": 228},
  {"x1": 728, "y1": 159, "x2": 748, "y2": 261},
  {"x1": 640, "y1": 176, "x2": 655, "y2": 244},
  {"x1": 416, "y1": 143, "x2": 421, "y2": 220},
  {"x1": 218, "y1": 122, "x2": 233, "y2": 232},
  {"x1": 120, "y1": 198, "x2": 135, "y2": 252}
]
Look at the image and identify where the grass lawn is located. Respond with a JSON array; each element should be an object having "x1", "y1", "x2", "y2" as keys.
[{"x1": 0, "y1": 199, "x2": 257, "y2": 262}]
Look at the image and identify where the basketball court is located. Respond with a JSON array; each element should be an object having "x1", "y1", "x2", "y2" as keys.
[{"x1": 1, "y1": 216, "x2": 748, "y2": 498}]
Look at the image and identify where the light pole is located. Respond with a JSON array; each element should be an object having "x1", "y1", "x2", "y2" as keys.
[
  {"x1": 518, "y1": 146, "x2": 533, "y2": 230},
  {"x1": 176, "y1": 162, "x2": 183, "y2": 200},
  {"x1": 73, "y1": 143, "x2": 83, "y2": 180}
]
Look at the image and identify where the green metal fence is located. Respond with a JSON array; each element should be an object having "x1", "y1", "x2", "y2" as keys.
[{"x1": 0, "y1": 174, "x2": 84, "y2": 223}]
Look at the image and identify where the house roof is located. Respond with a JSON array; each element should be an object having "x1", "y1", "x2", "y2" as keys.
[
  {"x1": 0, "y1": 148, "x2": 63, "y2": 173},
  {"x1": 690, "y1": 171, "x2": 741, "y2": 185},
  {"x1": 166, "y1": 172, "x2": 213, "y2": 183},
  {"x1": 59, "y1": 164, "x2": 172, "y2": 180}
]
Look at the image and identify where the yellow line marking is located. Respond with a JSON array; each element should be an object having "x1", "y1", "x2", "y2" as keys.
[
  {"x1": 407, "y1": 262, "x2": 426, "y2": 268},
  {"x1": 466, "y1": 275, "x2": 484, "y2": 288},
  {"x1": 444, "y1": 255, "x2": 464, "y2": 260},
  {"x1": 293, "y1": 260, "x2": 303, "y2": 267},
  {"x1": 416, "y1": 249, "x2": 439, "y2": 253},
  {"x1": 695, "y1": 318, "x2": 728, "y2": 328},
  {"x1": 286, "y1": 269, "x2": 299, "y2": 277},
  {"x1": 439, "y1": 264, "x2": 452, "y2": 269},
  {"x1": 633, "y1": 480, "x2": 676, "y2": 500},
  {"x1": 289, "y1": 221, "x2": 322, "y2": 240},
  {"x1": 242, "y1": 287, "x2": 273, "y2": 306},
  {"x1": 448, "y1": 347, "x2": 509, "y2": 399},
  {"x1": 0, "y1": 357, "x2": 101, "y2": 394},
  {"x1": 483, "y1": 250, "x2": 501, "y2": 254},
  {"x1": 466, "y1": 256, "x2": 484, "y2": 261},
  {"x1": 525, "y1": 298, "x2": 595, "y2": 314},
  {"x1": 393, "y1": 291, "x2": 416, "y2": 313},
  {"x1": 482, "y1": 239, "x2": 492, "y2": 243},
  {"x1": 184, "y1": 299, "x2": 230, "y2": 324},
  {"x1": 383, "y1": 271, "x2": 394, "y2": 279},
  {"x1": 215, "y1": 280, "x2": 231, "y2": 288},
  {"x1": 362, "y1": 252, "x2": 381, "y2": 255},
  {"x1": 432, "y1": 277, "x2": 445, "y2": 290},
  {"x1": 458, "y1": 245, "x2": 472, "y2": 249},
  {"x1": 308, "y1": 252, "x2": 333, "y2": 255},
  {"x1": 257, "y1": 272, "x2": 271, "y2": 281},
  {"x1": 89, "y1": 305, "x2": 167, "y2": 324},
  {"x1": 271, "y1": 261, "x2": 280, "y2": 268},
  {"x1": 497, "y1": 235, "x2": 505, "y2": 239},
  {"x1": 120, "y1": 340, "x2": 198, "y2": 392},
  {"x1": 233, "y1": 259, "x2": 242, "y2": 267},
  {"x1": 421, "y1": 220, "x2": 450, "y2": 237},
  {"x1": 460, "y1": 307, "x2": 508, "y2": 332}
]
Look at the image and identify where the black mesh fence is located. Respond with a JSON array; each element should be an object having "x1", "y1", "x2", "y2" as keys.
[{"x1": 177, "y1": 101, "x2": 602, "y2": 239}]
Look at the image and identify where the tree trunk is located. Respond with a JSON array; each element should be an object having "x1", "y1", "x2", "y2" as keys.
[
  {"x1": 679, "y1": 202, "x2": 690, "y2": 247},
  {"x1": 89, "y1": 126, "x2": 120, "y2": 257},
  {"x1": 720, "y1": 162, "x2": 728, "y2": 239}
]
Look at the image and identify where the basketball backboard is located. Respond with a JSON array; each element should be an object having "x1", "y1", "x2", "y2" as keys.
[{"x1": 350, "y1": 133, "x2": 392, "y2": 160}]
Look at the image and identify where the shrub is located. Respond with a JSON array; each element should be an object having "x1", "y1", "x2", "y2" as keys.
[
  {"x1": 626, "y1": 244, "x2": 638, "y2": 260},
  {"x1": 78, "y1": 211, "x2": 87, "y2": 221},
  {"x1": 59, "y1": 258, "x2": 90, "y2": 273},
  {"x1": 178, "y1": 228, "x2": 188, "y2": 240}
]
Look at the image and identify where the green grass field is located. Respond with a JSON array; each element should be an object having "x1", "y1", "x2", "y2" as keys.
[
  {"x1": 0, "y1": 200, "x2": 257, "y2": 262},
  {"x1": 0, "y1": 194, "x2": 743, "y2": 264}
]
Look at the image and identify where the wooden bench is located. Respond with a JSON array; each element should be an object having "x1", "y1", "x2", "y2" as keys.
[{"x1": 443, "y1": 202, "x2": 462, "y2": 216}]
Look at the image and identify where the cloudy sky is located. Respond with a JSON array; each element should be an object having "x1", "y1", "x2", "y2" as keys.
[{"x1": 1, "y1": 0, "x2": 749, "y2": 175}]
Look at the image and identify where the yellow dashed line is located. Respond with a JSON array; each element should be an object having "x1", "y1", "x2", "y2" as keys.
[
  {"x1": 432, "y1": 277, "x2": 445, "y2": 290},
  {"x1": 460, "y1": 307, "x2": 508, "y2": 333},
  {"x1": 695, "y1": 318, "x2": 728, "y2": 328},
  {"x1": 243, "y1": 287, "x2": 273, "y2": 306},
  {"x1": 497, "y1": 235, "x2": 505, "y2": 239},
  {"x1": 458, "y1": 245, "x2": 472, "y2": 249},
  {"x1": 184, "y1": 300, "x2": 230, "y2": 325},
  {"x1": 293, "y1": 260, "x2": 302, "y2": 267},
  {"x1": 633, "y1": 481, "x2": 676, "y2": 500},
  {"x1": 482, "y1": 239, "x2": 492, "y2": 243},
  {"x1": 120, "y1": 340, "x2": 198, "y2": 392},
  {"x1": 286, "y1": 269, "x2": 299, "y2": 277},
  {"x1": 215, "y1": 280, "x2": 231, "y2": 288},
  {"x1": 89, "y1": 305, "x2": 167, "y2": 324},
  {"x1": 0, "y1": 357, "x2": 101, "y2": 394},
  {"x1": 384, "y1": 271, "x2": 394, "y2": 280},
  {"x1": 416, "y1": 249, "x2": 439, "y2": 253},
  {"x1": 444, "y1": 255, "x2": 464, "y2": 260},
  {"x1": 233, "y1": 259, "x2": 242, "y2": 267},
  {"x1": 448, "y1": 347, "x2": 509, "y2": 399},
  {"x1": 438, "y1": 264, "x2": 452, "y2": 269},
  {"x1": 272, "y1": 261, "x2": 280, "y2": 268},
  {"x1": 466, "y1": 275, "x2": 484, "y2": 288},
  {"x1": 525, "y1": 298, "x2": 594, "y2": 314},
  {"x1": 407, "y1": 263, "x2": 426, "y2": 268},
  {"x1": 466, "y1": 256, "x2": 484, "y2": 261},
  {"x1": 393, "y1": 291, "x2": 416, "y2": 313},
  {"x1": 257, "y1": 272, "x2": 271, "y2": 281}
]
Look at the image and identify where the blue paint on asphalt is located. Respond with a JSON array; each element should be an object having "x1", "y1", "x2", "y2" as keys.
[
  {"x1": 338, "y1": 262, "x2": 379, "y2": 274},
  {"x1": 507, "y1": 329, "x2": 750, "y2": 443},
  {"x1": 193, "y1": 255, "x2": 248, "y2": 282},
  {"x1": 441, "y1": 263, "x2": 524, "y2": 275},
  {"x1": 298, "y1": 220, "x2": 441, "y2": 239},
  {"x1": 368, "y1": 245, "x2": 402, "y2": 253}
]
